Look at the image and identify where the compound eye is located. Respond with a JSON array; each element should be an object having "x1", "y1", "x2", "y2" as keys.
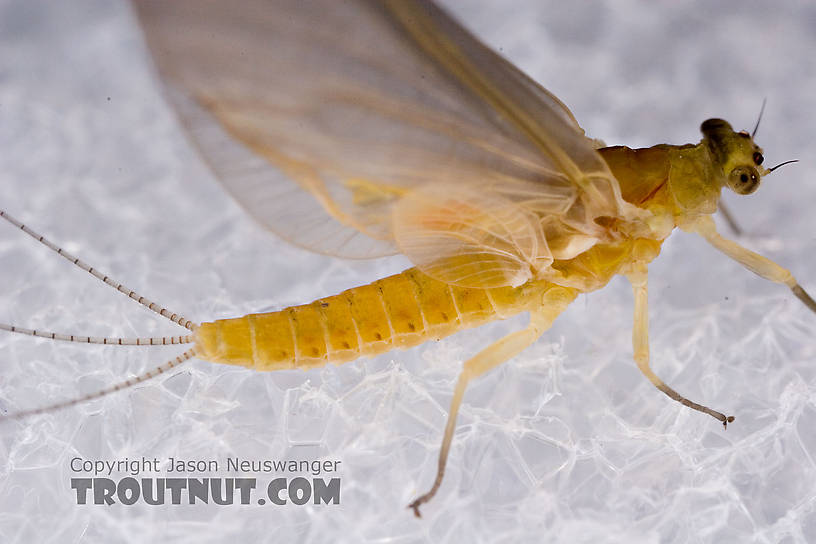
[
  {"x1": 752, "y1": 151, "x2": 764, "y2": 165},
  {"x1": 728, "y1": 166, "x2": 760, "y2": 195}
]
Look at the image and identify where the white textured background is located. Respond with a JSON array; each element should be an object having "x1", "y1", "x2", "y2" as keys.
[{"x1": 1, "y1": 1, "x2": 815, "y2": 542}]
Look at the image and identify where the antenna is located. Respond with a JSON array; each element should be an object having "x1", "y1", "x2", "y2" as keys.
[
  {"x1": 767, "y1": 159, "x2": 799, "y2": 173},
  {"x1": 751, "y1": 98, "x2": 767, "y2": 138}
]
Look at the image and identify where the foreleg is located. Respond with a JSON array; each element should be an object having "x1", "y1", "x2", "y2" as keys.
[{"x1": 683, "y1": 215, "x2": 816, "y2": 313}]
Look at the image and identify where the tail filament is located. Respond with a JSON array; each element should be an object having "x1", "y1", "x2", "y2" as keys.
[
  {"x1": 0, "y1": 209, "x2": 202, "y2": 420},
  {"x1": 0, "y1": 209, "x2": 195, "y2": 330},
  {"x1": 2, "y1": 349, "x2": 196, "y2": 420}
]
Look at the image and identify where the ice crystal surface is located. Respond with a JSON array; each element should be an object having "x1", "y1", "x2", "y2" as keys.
[{"x1": 0, "y1": 1, "x2": 815, "y2": 542}]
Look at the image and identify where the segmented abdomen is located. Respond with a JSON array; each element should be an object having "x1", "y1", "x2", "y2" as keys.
[{"x1": 194, "y1": 268, "x2": 557, "y2": 370}]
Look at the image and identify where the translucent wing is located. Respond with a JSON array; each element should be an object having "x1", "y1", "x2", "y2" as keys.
[{"x1": 133, "y1": 0, "x2": 641, "y2": 286}]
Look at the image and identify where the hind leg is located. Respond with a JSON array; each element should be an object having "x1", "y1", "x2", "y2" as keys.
[{"x1": 408, "y1": 286, "x2": 575, "y2": 517}]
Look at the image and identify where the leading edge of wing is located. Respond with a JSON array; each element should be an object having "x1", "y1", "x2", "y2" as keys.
[{"x1": 383, "y1": 0, "x2": 626, "y2": 213}]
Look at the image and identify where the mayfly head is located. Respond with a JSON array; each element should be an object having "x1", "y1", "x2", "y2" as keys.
[{"x1": 700, "y1": 118, "x2": 768, "y2": 195}]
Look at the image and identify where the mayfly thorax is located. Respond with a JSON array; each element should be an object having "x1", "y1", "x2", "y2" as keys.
[{"x1": 2, "y1": 0, "x2": 815, "y2": 517}]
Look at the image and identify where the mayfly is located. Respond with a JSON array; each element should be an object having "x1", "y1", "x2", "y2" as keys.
[{"x1": 2, "y1": 0, "x2": 814, "y2": 517}]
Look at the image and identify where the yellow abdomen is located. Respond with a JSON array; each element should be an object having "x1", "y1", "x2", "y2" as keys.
[{"x1": 194, "y1": 268, "x2": 570, "y2": 370}]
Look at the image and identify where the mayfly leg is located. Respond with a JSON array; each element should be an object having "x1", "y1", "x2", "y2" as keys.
[
  {"x1": 684, "y1": 215, "x2": 816, "y2": 313},
  {"x1": 717, "y1": 201, "x2": 743, "y2": 236},
  {"x1": 408, "y1": 321, "x2": 545, "y2": 517},
  {"x1": 408, "y1": 286, "x2": 575, "y2": 517},
  {"x1": 626, "y1": 263, "x2": 735, "y2": 428},
  {"x1": 0, "y1": 209, "x2": 200, "y2": 420}
]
